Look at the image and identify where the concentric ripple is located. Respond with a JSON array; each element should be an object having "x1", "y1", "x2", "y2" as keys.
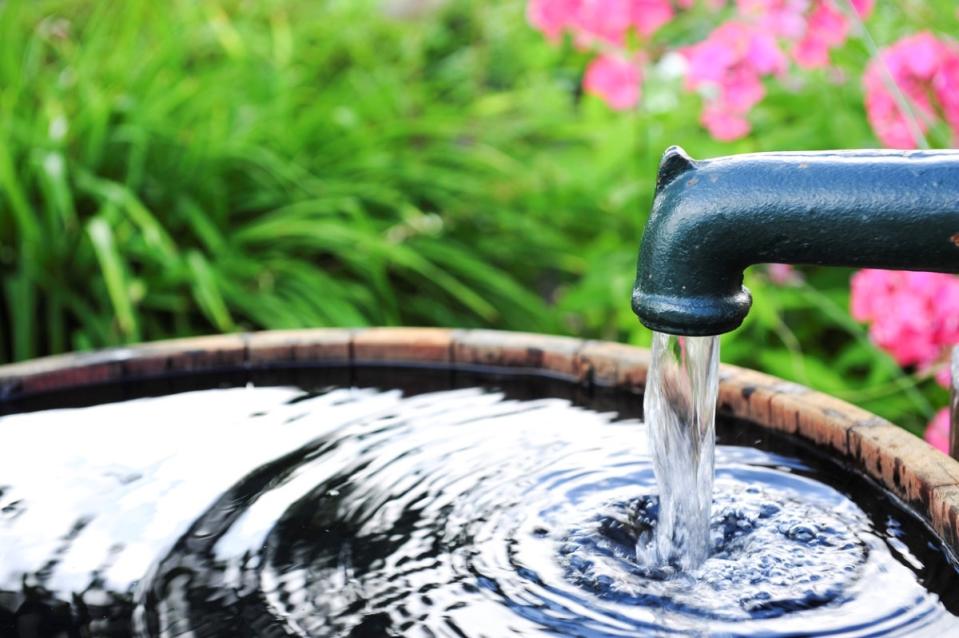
[{"x1": 0, "y1": 382, "x2": 956, "y2": 637}]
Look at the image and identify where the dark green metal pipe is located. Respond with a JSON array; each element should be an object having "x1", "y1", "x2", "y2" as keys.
[{"x1": 632, "y1": 146, "x2": 959, "y2": 336}]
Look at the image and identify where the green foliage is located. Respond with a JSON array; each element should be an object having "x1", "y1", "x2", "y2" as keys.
[{"x1": 0, "y1": 0, "x2": 953, "y2": 433}]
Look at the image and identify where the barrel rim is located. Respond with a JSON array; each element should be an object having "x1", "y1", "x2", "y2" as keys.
[{"x1": 1, "y1": 327, "x2": 957, "y2": 556}]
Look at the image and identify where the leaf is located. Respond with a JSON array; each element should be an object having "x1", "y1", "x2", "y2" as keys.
[
  {"x1": 3, "y1": 266, "x2": 36, "y2": 361},
  {"x1": 76, "y1": 172, "x2": 178, "y2": 261},
  {"x1": 186, "y1": 250, "x2": 235, "y2": 332},
  {"x1": 87, "y1": 215, "x2": 140, "y2": 340}
]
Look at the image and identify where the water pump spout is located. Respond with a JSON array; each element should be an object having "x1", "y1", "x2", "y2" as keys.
[{"x1": 632, "y1": 146, "x2": 959, "y2": 336}]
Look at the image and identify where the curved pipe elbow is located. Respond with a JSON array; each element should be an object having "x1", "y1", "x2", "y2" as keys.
[{"x1": 633, "y1": 146, "x2": 959, "y2": 336}]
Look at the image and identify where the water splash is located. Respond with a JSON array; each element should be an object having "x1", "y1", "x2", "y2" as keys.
[{"x1": 643, "y1": 332, "x2": 720, "y2": 570}]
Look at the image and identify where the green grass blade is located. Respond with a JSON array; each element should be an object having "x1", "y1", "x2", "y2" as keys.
[
  {"x1": 186, "y1": 250, "x2": 235, "y2": 332},
  {"x1": 87, "y1": 215, "x2": 140, "y2": 341}
]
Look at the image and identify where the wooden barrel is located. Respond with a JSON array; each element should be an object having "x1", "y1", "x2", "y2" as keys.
[{"x1": 1, "y1": 327, "x2": 957, "y2": 556}]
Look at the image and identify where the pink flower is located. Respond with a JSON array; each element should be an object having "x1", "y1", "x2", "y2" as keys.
[
  {"x1": 529, "y1": 0, "x2": 706, "y2": 49},
  {"x1": 574, "y1": 0, "x2": 634, "y2": 46},
  {"x1": 527, "y1": 0, "x2": 875, "y2": 140},
  {"x1": 863, "y1": 33, "x2": 959, "y2": 148},
  {"x1": 850, "y1": 269, "x2": 959, "y2": 376},
  {"x1": 685, "y1": 21, "x2": 785, "y2": 85},
  {"x1": 744, "y1": 29, "x2": 791, "y2": 74},
  {"x1": 936, "y1": 364, "x2": 953, "y2": 389},
  {"x1": 701, "y1": 104, "x2": 751, "y2": 140},
  {"x1": 925, "y1": 407, "x2": 951, "y2": 454},
  {"x1": 864, "y1": 88, "x2": 928, "y2": 149},
  {"x1": 685, "y1": 38, "x2": 737, "y2": 85},
  {"x1": 934, "y1": 49, "x2": 959, "y2": 136},
  {"x1": 737, "y1": 0, "x2": 809, "y2": 39},
  {"x1": 767, "y1": 263, "x2": 801, "y2": 285},
  {"x1": 901, "y1": 32, "x2": 944, "y2": 77},
  {"x1": 793, "y1": 1, "x2": 848, "y2": 69},
  {"x1": 734, "y1": 0, "x2": 874, "y2": 71},
  {"x1": 684, "y1": 22, "x2": 786, "y2": 139},
  {"x1": 572, "y1": 0, "x2": 674, "y2": 45},
  {"x1": 850, "y1": 0, "x2": 874, "y2": 17},
  {"x1": 527, "y1": 0, "x2": 580, "y2": 41},
  {"x1": 584, "y1": 54, "x2": 643, "y2": 109},
  {"x1": 632, "y1": 0, "x2": 674, "y2": 37}
]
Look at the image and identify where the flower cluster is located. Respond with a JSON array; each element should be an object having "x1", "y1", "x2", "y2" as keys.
[
  {"x1": 863, "y1": 32, "x2": 959, "y2": 148},
  {"x1": 527, "y1": 0, "x2": 684, "y2": 110},
  {"x1": 583, "y1": 53, "x2": 646, "y2": 109},
  {"x1": 851, "y1": 270, "x2": 959, "y2": 383},
  {"x1": 528, "y1": 0, "x2": 875, "y2": 139},
  {"x1": 683, "y1": 19, "x2": 786, "y2": 139},
  {"x1": 681, "y1": 0, "x2": 876, "y2": 139},
  {"x1": 850, "y1": 269, "x2": 959, "y2": 451},
  {"x1": 527, "y1": 0, "x2": 678, "y2": 46}
]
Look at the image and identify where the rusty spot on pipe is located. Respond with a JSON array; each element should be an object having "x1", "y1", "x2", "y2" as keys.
[{"x1": 951, "y1": 232, "x2": 959, "y2": 247}]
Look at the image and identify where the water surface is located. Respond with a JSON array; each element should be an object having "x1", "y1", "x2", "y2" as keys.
[{"x1": 0, "y1": 370, "x2": 956, "y2": 636}]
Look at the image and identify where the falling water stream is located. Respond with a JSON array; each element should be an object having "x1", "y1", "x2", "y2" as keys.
[{"x1": 642, "y1": 332, "x2": 720, "y2": 571}]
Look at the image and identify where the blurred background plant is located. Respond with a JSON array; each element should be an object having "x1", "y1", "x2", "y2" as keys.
[{"x1": 0, "y1": 0, "x2": 956, "y2": 440}]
